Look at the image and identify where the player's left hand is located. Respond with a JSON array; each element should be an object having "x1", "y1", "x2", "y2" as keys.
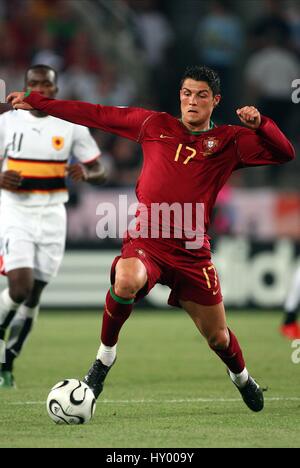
[
  {"x1": 6, "y1": 91, "x2": 34, "y2": 110},
  {"x1": 65, "y1": 163, "x2": 88, "y2": 182},
  {"x1": 236, "y1": 106, "x2": 261, "y2": 130}
]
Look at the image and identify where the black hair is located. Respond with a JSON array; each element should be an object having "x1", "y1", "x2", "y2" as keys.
[
  {"x1": 25, "y1": 64, "x2": 58, "y2": 84},
  {"x1": 180, "y1": 65, "x2": 221, "y2": 96}
]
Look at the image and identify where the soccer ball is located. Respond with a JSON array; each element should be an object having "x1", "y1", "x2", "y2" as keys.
[{"x1": 46, "y1": 379, "x2": 96, "y2": 425}]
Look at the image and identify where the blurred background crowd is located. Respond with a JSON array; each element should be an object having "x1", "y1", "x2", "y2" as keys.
[{"x1": 0, "y1": 0, "x2": 299, "y2": 242}]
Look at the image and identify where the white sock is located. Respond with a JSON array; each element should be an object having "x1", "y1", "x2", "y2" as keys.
[
  {"x1": 229, "y1": 368, "x2": 249, "y2": 388},
  {"x1": 0, "y1": 289, "x2": 19, "y2": 327},
  {"x1": 6, "y1": 304, "x2": 40, "y2": 350},
  {"x1": 97, "y1": 343, "x2": 117, "y2": 367},
  {"x1": 15, "y1": 304, "x2": 40, "y2": 321},
  {"x1": 6, "y1": 304, "x2": 39, "y2": 350}
]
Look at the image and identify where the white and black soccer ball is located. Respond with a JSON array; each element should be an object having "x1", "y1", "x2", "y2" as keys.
[{"x1": 46, "y1": 379, "x2": 96, "y2": 425}]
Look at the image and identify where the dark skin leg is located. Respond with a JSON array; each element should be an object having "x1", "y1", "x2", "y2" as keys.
[
  {"x1": 2, "y1": 272, "x2": 47, "y2": 372},
  {"x1": 7, "y1": 268, "x2": 47, "y2": 306},
  {"x1": 25, "y1": 279, "x2": 47, "y2": 307},
  {"x1": 0, "y1": 268, "x2": 47, "y2": 349}
]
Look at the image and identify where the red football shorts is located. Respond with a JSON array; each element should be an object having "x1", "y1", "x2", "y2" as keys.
[{"x1": 110, "y1": 237, "x2": 223, "y2": 307}]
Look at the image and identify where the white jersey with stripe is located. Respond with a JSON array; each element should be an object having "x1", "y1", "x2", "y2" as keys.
[{"x1": 0, "y1": 110, "x2": 100, "y2": 206}]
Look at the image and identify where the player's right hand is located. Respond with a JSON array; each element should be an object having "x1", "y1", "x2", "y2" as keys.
[
  {"x1": 6, "y1": 92, "x2": 34, "y2": 110},
  {"x1": 0, "y1": 170, "x2": 23, "y2": 191}
]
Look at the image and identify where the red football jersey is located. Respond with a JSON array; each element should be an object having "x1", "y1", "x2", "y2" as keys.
[{"x1": 24, "y1": 93, "x2": 295, "y2": 252}]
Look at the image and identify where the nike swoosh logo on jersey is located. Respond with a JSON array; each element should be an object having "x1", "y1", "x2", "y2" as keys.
[
  {"x1": 160, "y1": 134, "x2": 174, "y2": 139},
  {"x1": 213, "y1": 289, "x2": 220, "y2": 296}
]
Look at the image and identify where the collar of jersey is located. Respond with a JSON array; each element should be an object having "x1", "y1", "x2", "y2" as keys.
[
  {"x1": 180, "y1": 119, "x2": 215, "y2": 135},
  {"x1": 15, "y1": 109, "x2": 50, "y2": 122}
]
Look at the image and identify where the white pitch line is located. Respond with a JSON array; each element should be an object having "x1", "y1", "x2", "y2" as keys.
[{"x1": 7, "y1": 397, "x2": 300, "y2": 406}]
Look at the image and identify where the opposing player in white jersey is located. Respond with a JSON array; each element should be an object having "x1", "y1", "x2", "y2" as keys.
[{"x1": 0, "y1": 65, "x2": 106, "y2": 388}]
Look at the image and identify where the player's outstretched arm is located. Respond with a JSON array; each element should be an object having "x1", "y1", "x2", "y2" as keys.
[
  {"x1": 235, "y1": 106, "x2": 295, "y2": 166},
  {"x1": 7, "y1": 91, "x2": 154, "y2": 141},
  {"x1": 7, "y1": 91, "x2": 108, "y2": 129}
]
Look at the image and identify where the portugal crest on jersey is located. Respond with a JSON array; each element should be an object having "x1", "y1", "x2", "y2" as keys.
[
  {"x1": 52, "y1": 136, "x2": 64, "y2": 151},
  {"x1": 203, "y1": 137, "x2": 219, "y2": 156}
]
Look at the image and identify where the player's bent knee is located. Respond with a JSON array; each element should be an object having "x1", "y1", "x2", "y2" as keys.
[
  {"x1": 208, "y1": 330, "x2": 230, "y2": 350},
  {"x1": 9, "y1": 280, "x2": 35, "y2": 304},
  {"x1": 114, "y1": 273, "x2": 145, "y2": 298},
  {"x1": 9, "y1": 285, "x2": 33, "y2": 303}
]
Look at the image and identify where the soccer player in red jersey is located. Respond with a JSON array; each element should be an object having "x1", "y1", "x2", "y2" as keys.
[{"x1": 8, "y1": 66, "x2": 295, "y2": 412}]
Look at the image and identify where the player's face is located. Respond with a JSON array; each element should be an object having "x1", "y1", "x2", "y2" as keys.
[
  {"x1": 25, "y1": 69, "x2": 58, "y2": 98},
  {"x1": 180, "y1": 79, "x2": 221, "y2": 129}
]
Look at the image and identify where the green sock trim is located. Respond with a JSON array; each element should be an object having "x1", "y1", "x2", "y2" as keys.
[
  {"x1": 110, "y1": 287, "x2": 134, "y2": 304},
  {"x1": 24, "y1": 90, "x2": 31, "y2": 98}
]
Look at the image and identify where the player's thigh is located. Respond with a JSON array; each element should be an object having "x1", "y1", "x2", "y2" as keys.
[
  {"x1": 7, "y1": 267, "x2": 34, "y2": 286},
  {"x1": 0, "y1": 204, "x2": 36, "y2": 273},
  {"x1": 2, "y1": 239, "x2": 35, "y2": 273},
  {"x1": 35, "y1": 205, "x2": 66, "y2": 282},
  {"x1": 180, "y1": 299, "x2": 228, "y2": 340},
  {"x1": 115, "y1": 257, "x2": 148, "y2": 291}
]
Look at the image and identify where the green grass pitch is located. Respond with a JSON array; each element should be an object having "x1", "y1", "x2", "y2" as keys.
[{"x1": 0, "y1": 310, "x2": 299, "y2": 448}]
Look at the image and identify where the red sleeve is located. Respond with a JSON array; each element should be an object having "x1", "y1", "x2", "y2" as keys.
[
  {"x1": 234, "y1": 116, "x2": 295, "y2": 168},
  {"x1": 24, "y1": 92, "x2": 155, "y2": 142}
]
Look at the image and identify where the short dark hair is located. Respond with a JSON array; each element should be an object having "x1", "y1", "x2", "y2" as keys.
[
  {"x1": 180, "y1": 65, "x2": 221, "y2": 96},
  {"x1": 25, "y1": 64, "x2": 58, "y2": 84}
]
